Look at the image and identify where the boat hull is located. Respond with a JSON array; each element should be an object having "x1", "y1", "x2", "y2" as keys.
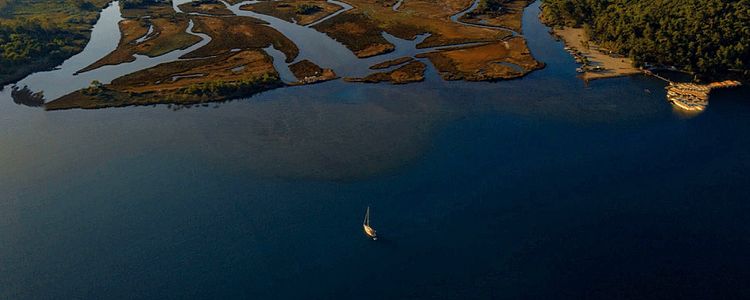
[{"x1": 363, "y1": 225, "x2": 377, "y2": 240}]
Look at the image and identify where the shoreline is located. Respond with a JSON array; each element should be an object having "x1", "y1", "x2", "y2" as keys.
[
  {"x1": 0, "y1": 0, "x2": 112, "y2": 87},
  {"x1": 550, "y1": 26, "x2": 642, "y2": 80},
  {"x1": 9, "y1": 0, "x2": 545, "y2": 109}
]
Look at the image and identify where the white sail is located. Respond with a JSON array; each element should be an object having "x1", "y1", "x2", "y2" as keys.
[{"x1": 364, "y1": 206, "x2": 370, "y2": 225}]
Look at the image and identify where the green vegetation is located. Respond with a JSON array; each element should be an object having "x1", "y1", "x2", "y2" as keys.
[
  {"x1": 181, "y1": 73, "x2": 279, "y2": 96},
  {"x1": 190, "y1": 0, "x2": 219, "y2": 4},
  {"x1": 295, "y1": 3, "x2": 320, "y2": 15},
  {"x1": 1, "y1": 21, "x2": 76, "y2": 63},
  {"x1": 477, "y1": 0, "x2": 506, "y2": 13},
  {"x1": 82, "y1": 80, "x2": 104, "y2": 95},
  {"x1": 541, "y1": 0, "x2": 750, "y2": 77},
  {"x1": 121, "y1": 0, "x2": 167, "y2": 9},
  {"x1": 0, "y1": 0, "x2": 110, "y2": 85},
  {"x1": 46, "y1": 72, "x2": 283, "y2": 110},
  {"x1": 345, "y1": 61, "x2": 426, "y2": 84}
]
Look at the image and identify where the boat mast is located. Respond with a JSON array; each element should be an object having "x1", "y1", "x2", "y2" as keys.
[{"x1": 364, "y1": 206, "x2": 370, "y2": 226}]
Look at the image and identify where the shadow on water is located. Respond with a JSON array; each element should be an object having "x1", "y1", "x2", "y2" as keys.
[{"x1": 10, "y1": 86, "x2": 45, "y2": 107}]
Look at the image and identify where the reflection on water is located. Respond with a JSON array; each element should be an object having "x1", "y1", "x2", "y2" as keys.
[{"x1": 10, "y1": 86, "x2": 45, "y2": 107}]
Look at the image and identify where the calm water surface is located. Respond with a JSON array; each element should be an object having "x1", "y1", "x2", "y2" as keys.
[{"x1": 1, "y1": 2, "x2": 749, "y2": 299}]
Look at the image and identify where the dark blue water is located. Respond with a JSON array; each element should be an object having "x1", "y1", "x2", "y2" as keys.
[{"x1": 2, "y1": 2, "x2": 750, "y2": 299}]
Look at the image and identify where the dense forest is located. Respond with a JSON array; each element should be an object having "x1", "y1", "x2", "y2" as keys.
[
  {"x1": 541, "y1": 0, "x2": 750, "y2": 77},
  {"x1": 121, "y1": 0, "x2": 167, "y2": 9},
  {"x1": 477, "y1": 0, "x2": 507, "y2": 12},
  {"x1": 0, "y1": 0, "x2": 110, "y2": 85}
]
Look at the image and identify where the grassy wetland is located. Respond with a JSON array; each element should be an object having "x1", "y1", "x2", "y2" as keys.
[
  {"x1": 4, "y1": 0, "x2": 544, "y2": 109},
  {"x1": 239, "y1": 0, "x2": 342, "y2": 26},
  {"x1": 77, "y1": 2, "x2": 203, "y2": 73},
  {"x1": 345, "y1": 61, "x2": 426, "y2": 84},
  {"x1": 459, "y1": 0, "x2": 532, "y2": 32}
]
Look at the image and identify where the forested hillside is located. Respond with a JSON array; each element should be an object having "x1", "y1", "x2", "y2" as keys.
[
  {"x1": 541, "y1": 0, "x2": 749, "y2": 78},
  {"x1": 0, "y1": 0, "x2": 110, "y2": 85}
]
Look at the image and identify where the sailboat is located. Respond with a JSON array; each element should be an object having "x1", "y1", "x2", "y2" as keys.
[{"x1": 363, "y1": 206, "x2": 377, "y2": 240}]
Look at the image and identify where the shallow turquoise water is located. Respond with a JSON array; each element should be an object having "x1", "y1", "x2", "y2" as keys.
[{"x1": 1, "y1": 2, "x2": 749, "y2": 299}]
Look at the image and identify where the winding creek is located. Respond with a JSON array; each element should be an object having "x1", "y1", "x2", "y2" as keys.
[
  {"x1": 223, "y1": 0, "x2": 359, "y2": 73},
  {"x1": 392, "y1": 0, "x2": 404, "y2": 11},
  {"x1": 133, "y1": 24, "x2": 155, "y2": 44},
  {"x1": 10, "y1": 2, "x2": 212, "y2": 100},
  {"x1": 450, "y1": 0, "x2": 521, "y2": 35},
  {"x1": 305, "y1": 0, "x2": 353, "y2": 27},
  {"x1": 5, "y1": 0, "x2": 527, "y2": 99},
  {"x1": 222, "y1": 0, "x2": 448, "y2": 77},
  {"x1": 172, "y1": 0, "x2": 193, "y2": 13}
]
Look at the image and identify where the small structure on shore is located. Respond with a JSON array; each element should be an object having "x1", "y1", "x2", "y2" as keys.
[{"x1": 666, "y1": 80, "x2": 742, "y2": 111}]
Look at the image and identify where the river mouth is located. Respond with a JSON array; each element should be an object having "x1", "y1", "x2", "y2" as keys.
[
  {"x1": 4, "y1": 0, "x2": 543, "y2": 104},
  {"x1": 0, "y1": 0, "x2": 685, "y2": 179},
  {"x1": 6, "y1": 2, "x2": 213, "y2": 101}
]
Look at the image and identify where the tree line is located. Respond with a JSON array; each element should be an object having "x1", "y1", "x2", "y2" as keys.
[
  {"x1": 121, "y1": 0, "x2": 170, "y2": 9},
  {"x1": 0, "y1": 0, "x2": 108, "y2": 84},
  {"x1": 541, "y1": 0, "x2": 750, "y2": 77},
  {"x1": 0, "y1": 19, "x2": 87, "y2": 66},
  {"x1": 478, "y1": 0, "x2": 507, "y2": 12}
]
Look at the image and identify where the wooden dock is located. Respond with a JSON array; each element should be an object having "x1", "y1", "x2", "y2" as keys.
[
  {"x1": 665, "y1": 80, "x2": 742, "y2": 111},
  {"x1": 642, "y1": 70, "x2": 743, "y2": 111}
]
